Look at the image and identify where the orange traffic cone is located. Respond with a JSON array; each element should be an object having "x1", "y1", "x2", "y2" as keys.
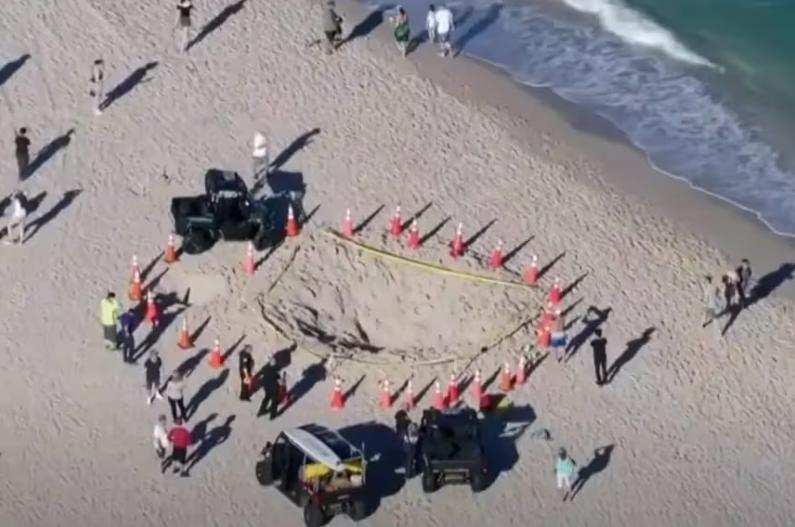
[
  {"x1": 278, "y1": 372, "x2": 289, "y2": 404},
  {"x1": 330, "y1": 378, "x2": 345, "y2": 410},
  {"x1": 243, "y1": 242, "x2": 255, "y2": 275},
  {"x1": 489, "y1": 239, "x2": 504, "y2": 271},
  {"x1": 446, "y1": 373, "x2": 460, "y2": 406},
  {"x1": 499, "y1": 361, "x2": 513, "y2": 392},
  {"x1": 450, "y1": 222, "x2": 464, "y2": 258},
  {"x1": 549, "y1": 277, "x2": 562, "y2": 305},
  {"x1": 389, "y1": 206, "x2": 403, "y2": 237},
  {"x1": 407, "y1": 219, "x2": 421, "y2": 250},
  {"x1": 404, "y1": 379, "x2": 416, "y2": 410},
  {"x1": 208, "y1": 338, "x2": 223, "y2": 369},
  {"x1": 515, "y1": 356, "x2": 527, "y2": 385},
  {"x1": 164, "y1": 234, "x2": 179, "y2": 264},
  {"x1": 177, "y1": 318, "x2": 192, "y2": 350},
  {"x1": 145, "y1": 290, "x2": 160, "y2": 327},
  {"x1": 286, "y1": 205, "x2": 300, "y2": 238},
  {"x1": 342, "y1": 209, "x2": 354, "y2": 239},
  {"x1": 471, "y1": 370, "x2": 484, "y2": 409},
  {"x1": 524, "y1": 255, "x2": 539, "y2": 286},
  {"x1": 380, "y1": 379, "x2": 393, "y2": 409},
  {"x1": 131, "y1": 254, "x2": 140, "y2": 281},
  {"x1": 433, "y1": 380, "x2": 446, "y2": 410},
  {"x1": 129, "y1": 269, "x2": 143, "y2": 302}
]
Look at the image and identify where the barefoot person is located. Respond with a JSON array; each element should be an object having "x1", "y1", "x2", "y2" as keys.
[
  {"x1": 392, "y1": 7, "x2": 411, "y2": 57},
  {"x1": 176, "y1": 1, "x2": 194, "y2": 53},
  {"x1": 4, "y1": 192, "x2": 27, "y2": 245},
  {"x1": 736, "y1": 259, "x2": 752, "y2": 306},
  {"x1": 555, "y1": 447, "x2": 577, "y2": 501},
  {"x1": 321, "y1": 0, "x2": 343, "y2": 54},
  {"x1": 434, "y1": 4, "x2": 454, "y2": 57},
  {"x1": 14, "y1": 127, "x2": 30, "y2": 180}
]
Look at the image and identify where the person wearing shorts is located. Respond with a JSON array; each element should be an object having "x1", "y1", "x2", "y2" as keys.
[
  {"x1": 434, "y1": 5, "x2": 454, "y2": 56},
  {"x1": 555, "y1": 448, "x2": 577, "y2": 501},
  {"x1": 165, "y1": 418, "x2": 191, "y2": 476},
  {"x1": 176, "y1": 1, "x2": 193, "y2": 52}
]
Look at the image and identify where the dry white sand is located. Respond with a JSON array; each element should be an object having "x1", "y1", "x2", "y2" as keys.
[{"x1": 2, "y1": 0, "x2": 795, "y2": 526}]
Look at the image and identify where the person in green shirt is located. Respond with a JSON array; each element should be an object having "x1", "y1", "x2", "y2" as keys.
[
  {"x1": 392, "y1": 7, "x2": 411, "y2": 57},
  {"x1": 555, "y1": 447, "x2": 577, "y2": 501},
  {"x1": 100, "y1": 291, "x2": 121, "y2": 349}
]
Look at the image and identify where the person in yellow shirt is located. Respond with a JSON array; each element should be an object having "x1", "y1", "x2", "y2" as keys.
[{"x1": 100, "y1": 291, "x2": 121, "y2": 349}]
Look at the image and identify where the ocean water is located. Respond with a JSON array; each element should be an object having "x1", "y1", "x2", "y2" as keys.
[{"x1": 363, "y1": 0, "x2": 795, "y2": 237}]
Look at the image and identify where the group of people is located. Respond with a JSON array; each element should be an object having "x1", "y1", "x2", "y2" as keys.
[{"x1": 703, "y1": 258, "x2": 753, "y2": 332}]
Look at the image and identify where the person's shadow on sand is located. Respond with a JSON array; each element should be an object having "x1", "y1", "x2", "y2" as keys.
[
  {"x1": 721, "y1": 263, "x2": 795, "y2": 336},
  {"x1": 24, "y1": 129, "x2": 75, "y2": 180},
  {"x1": 185, "y1": 414, "x2": 236, "y2": 474},
  {"x1": 569, "y1": 445, "x2": 614, "y2": 501},
  {"x1": 607, "y1": 327, "x2": 655, "y2": 383},
  {"x1": 186, "y1": 369, "x2": 229, "y2": 419},
  {"x1": 100, "y1": 61, "x2": 158, "y2": 111},
  {"x1": 566, "y1": 306, "x2": 612, "y2": 361},
  {"x1": 24, "y1": 189, "x2": 82, "y2": 242},
  {"x1": 187, "y1": 0, "x2": 247, "y2": 51}
]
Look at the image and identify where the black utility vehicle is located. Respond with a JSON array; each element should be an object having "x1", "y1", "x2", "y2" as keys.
[
  {"x1": 419, "y1": 407, "x2": 488, "y2": 493},
  {"x1": 255, "y1": 424, "x2": 369, "y2": 527},
  {"x1": 170, "y1": 169, "x2": 282, "y2": 254}
]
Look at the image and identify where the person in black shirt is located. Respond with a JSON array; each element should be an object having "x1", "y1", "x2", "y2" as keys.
[
  {"x1": 176, "y1": 1, "x2": 194, "y2": 52},
  {"x1": 591, "y1": 329, "x2": 608, "y2": 386},
  {"x1": 14, "y1": 127, "x2": 30, "y2": 180},
  {"x1": 257, "y1": 357, "x2": 279, "y2": 420},
  {"x1": 144, "y1": 349, "x2": 164, "y2": 405},
  {"x1": 89, "y1": 59, "x2": 105, "y2": 114},
  {"x1": 239, "y1": 345, "x2": 255, "y2": 401}
]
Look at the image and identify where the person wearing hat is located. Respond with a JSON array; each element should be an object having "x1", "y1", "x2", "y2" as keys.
[
  {"x1": 99, "y1": 292, "x2": 121, "y2": 349},
  {"x1": 176, "y1": 1, "x2": 194, "y2": 52},
  {"x1": 322, "y1": 0, "x2": 344, "y2": 54},
  {"x1": 252, "y1": 132, "x2": 269, "y2": 183}
]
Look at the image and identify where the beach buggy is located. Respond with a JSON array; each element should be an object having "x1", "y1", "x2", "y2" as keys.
[
  {"x1": 255, "y1": 424, "x2": 369, "y2": 527},
  {"x1": 170, "y1": 169, "x2": 282, "y2": 254}
]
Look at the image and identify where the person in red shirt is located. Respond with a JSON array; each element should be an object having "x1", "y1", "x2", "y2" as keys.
[{"x1": 164, "y1": 418, "x2": 192, "y2": 476}]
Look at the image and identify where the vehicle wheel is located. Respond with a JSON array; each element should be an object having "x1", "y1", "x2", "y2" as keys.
[
  {"x1": 470, "y1": 468, "x2": 486, "y2": 492},
  {"x1": 348, "y1": 498, "x2": 368, "y2": 521},
  {"x1": 254, "y1": 460, "x2": 273, "y2": 486},
  {"x1": 421, "y1": 469, "x2": 438, "y2": 493},
  {"x1": 303, "y1": 503, "x2": 328, "y2": 527}
]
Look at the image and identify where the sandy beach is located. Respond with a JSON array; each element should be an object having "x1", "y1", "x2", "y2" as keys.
[{"x1": 2, "y1": 0, "x2": 795, "y2": 526}]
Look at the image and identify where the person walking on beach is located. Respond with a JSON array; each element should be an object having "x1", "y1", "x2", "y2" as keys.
[
  {"x1": 252, "y1": 132, "x2": 269, "y2": 183},
  {"x1": 239, "y1": 345, "x2": 255, "y2": 401},
  {"x1": 100, "y1": 292, "x2": 121, "y2": 349},
  {"x1": 163, "y1": 370, "x2": 188, "y2": 421},
  {"x1": 153, "y1": 414, "x2": 170, "y2": 460},
  {"x1": 321, "y1": 0, "x2": 343, "y2": 54},
  {"x1": 426, "y1": 4, "x2": 437, "y2": 43},
  {"x1": 144, "y1": 350, "x2": 164, "y2": 405},
  {"x1": 118, "y1": 307, "x2": 136, "y2": 363},
  {"x1": 3, "y1": 192, "x2": 27, "y2": 245},
  {"x1": 257, "y1": 357, "x2": 280, "y2": 420},
  {"x1": 14, "y1": 127, "x2": 30, "y2": 180},
  {"x1": 722, "y1": 272, "x2": 739, "y2": 312},
  {"x1": 89, "y1": 59, "x2": 105, "y2": 115},
  {"x1": 392, "y1": 7, "x2": 411, "y2": 57},
  {"x1": 555, "y1": 447, "x2": 577, "y2": 501},
  {"x1": 702, "y1": 275, "x2": 723, "y2": 329},
  {"x1": 591, "y1": 328, "x2": 608, "y2": 385},
  {"x1": 551, "y1": 307, "x2": 567, "y2": 362},
  {"x1": 434, "y1": 4, "x2": 454, "y2": 57},
  {"x1": 736, "y1": 259, "x2": 752, "y2": 306},
  {"x1": 165, "y1": 418, "x2": 192, "y2": 476},
  {"x1": 176, "y1": 1, "x2": 194, "y2": 53}
]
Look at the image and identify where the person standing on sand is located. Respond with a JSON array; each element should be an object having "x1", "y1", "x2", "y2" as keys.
[
  {"x1": 252, "y1": 132, "x2": 269, "y2": 183},
  {"x1": 14, "y1": 127, "x2": 30, "y2": 180},
  {"x1": 176, "y1": 1, "x2": 194, "y2": 53},
  {"x1": 736, "y1": 259, "x2": 752, "y2": 306},
  {"x1": 257, "y1": 357, "x2": 280, "y2": 420},
  {"x1": 590, "y1": 328, "x2": 608, "y2": 386},
  {"x1": 100, "y1": 292, "x2": 121, "y2": 349},
  {"x1": 322, "y1": 0, "x2": 344, "y2": 55},
  {"x1": 153, "y1": 414, "x2": 170, "y2": 460},
  {"x1": 426, "y1": 5, "x2": 437, "y2": 43},
  {"x1": 165, "y1": 418, "x2": 192, "y2": 476},
  {"x1": 3, "y1": 192, "x2": 27, "y2": 245},
  {"x1": 118, "y1": 307, "x2": 136, "y2": 363},
  {"x1": 722, "y1": 272, "x2": 739, "y2": 312},
  {"x1": 145, "y1": 350, "x2": 164, "y2": 405},
  {"x1": 89, "y1": 59, "x2": 105, "y2": 115},
  {"x1": 434, "y1": 4, "x2": 454, "y2": 57},
  {"x1": 551, "y1": 307, "x2": 567, "y2": 362},
  {"x1": 555, "y1": 447, "x2": 577, "y2": 501},
  {"x1": 163, "y1": 371, "x2": 188, "y2": 421},
  {"x1": 392, "y1": 7, "x2": 411, "y2": 57},
  {"x1": 239, "y1": 345, "x2": 255, "y2": 401}
]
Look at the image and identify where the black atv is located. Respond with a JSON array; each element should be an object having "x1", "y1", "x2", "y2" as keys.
[
  {"x1": 419, "y1": 407, "x2": 489, "y2": 493},
  {"x1": 170, "y1": 169, "x2": 283, "y2": 254}
]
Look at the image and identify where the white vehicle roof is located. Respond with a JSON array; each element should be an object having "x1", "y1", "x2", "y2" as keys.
[{"x1": 284, "y1": 425, "x2": 360, "y2": 472}]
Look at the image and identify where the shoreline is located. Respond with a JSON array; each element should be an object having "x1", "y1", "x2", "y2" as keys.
[{"x1": 338, "y1": 0, "x2": 795, "y2": 296}]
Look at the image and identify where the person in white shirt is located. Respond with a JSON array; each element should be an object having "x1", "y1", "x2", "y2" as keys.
[
  {"x1": 426, "y1": 5, "x2": 437, "y2": 43},
  {"x1": 434, "y1": 5, "x2": 454, "y2": 57},
  {"x1": 252, "y1": 131, "x2": 269, "y2": 182},
  {"x1": 4, "y1": 192, "x2": 27, "y2": 245},
  {"x1": 153, "y1": 415, "x2": 171, "y2": 459}
]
